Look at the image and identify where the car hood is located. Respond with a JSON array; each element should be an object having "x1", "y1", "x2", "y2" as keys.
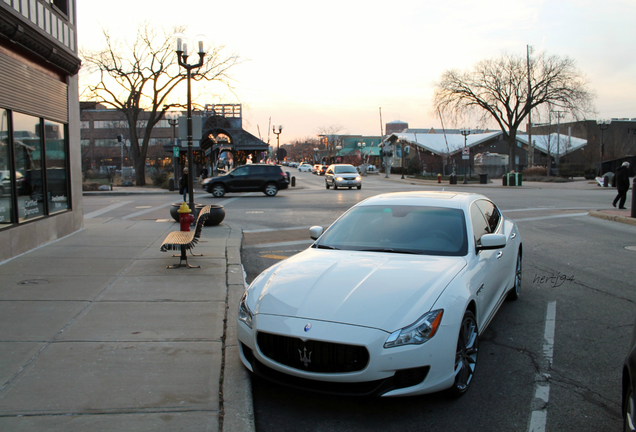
[{"x1": 249, "y1": 248, "x2": 466, "y2": 332}]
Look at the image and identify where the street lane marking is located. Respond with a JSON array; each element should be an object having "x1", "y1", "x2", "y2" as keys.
[
  {"x1": 122, "y1": 202, "x2": 172, "y2": 219},
  {"x1": 244, "y1": 226, "x2": 316, "y2": 233},
  {"x1": 260, "y1": 254, "x2": 291, "y2": 260},
  {"x1": 84, "y1": 201, "x2": 132, "y2": 219},
  {"x1": 514, "y1": 213, "x2": 588, "y2": 223},
  {"x1": 529, "y1": 301, "x2": 556, "y2": 432},
  {"x1": 243, "y1": 239, "x2": 314, "y2": 249}
]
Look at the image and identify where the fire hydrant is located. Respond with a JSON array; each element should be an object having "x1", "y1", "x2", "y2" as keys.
[
  {"x1": 437, "y1": 173, "x2": 441, "y2": 183},
  {"x1": 178, "y1": 202, "x2": 193, "y2": 232}
]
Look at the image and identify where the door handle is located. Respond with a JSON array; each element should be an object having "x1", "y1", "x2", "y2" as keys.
[
  {"x1": 496, "y1": 251, "x2": 503, "y2": 259},
  {"x1": 510, "y1": 233, "x2": 516, "y2": 240}
]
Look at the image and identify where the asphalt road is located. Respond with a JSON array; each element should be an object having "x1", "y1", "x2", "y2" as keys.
[{"x1": 83, "y1": 173, "x2": 636, "y2": 431}]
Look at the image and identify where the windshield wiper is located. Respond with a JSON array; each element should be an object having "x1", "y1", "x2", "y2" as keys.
[
  {"x1": 316, "y1": 244, "x2": 339, "y2": 250},
  {"x1": 359, "y1": 248, "x2": 421, "y2": 254}
]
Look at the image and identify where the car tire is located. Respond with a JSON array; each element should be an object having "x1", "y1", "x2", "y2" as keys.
[
  {"x1": 448, "y1": 310, "x2": 478, "y2": 398},
  {"x1": 325, "y1": 182, "x2": 330, "y2": 189},
  {"x1": 333, "y1": 183, "x2": 338, "y2": 190},
  {"x1": 357, "y1": 185, "x2": 362, "y2": 190},
  {"x1": 507, "y1": 250, "x2": 522, "y2": 301},
  {"x1": 264, "y1": 183, "x2": 278, "y2": 196},
  {"x1": 625, "y1": 380, "x2": 636, "y2": 432},
  {"x1": 211, "y1": 184, "x2": 225, "y2": 198}
]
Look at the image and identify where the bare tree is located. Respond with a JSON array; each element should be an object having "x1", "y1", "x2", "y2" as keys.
[
  {"x1": 316, "y1": 125, "x2": 344, "y2": 164},
  {"x1": 81, "y1": 22, "x2": 240, "y2": 185},
  {"x1": 434, "y1": 51, "x2": 594, "y2": 171}
]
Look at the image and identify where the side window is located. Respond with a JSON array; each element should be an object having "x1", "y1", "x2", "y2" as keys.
[
  {"x1": 476, "y1": 200, "x2": 501, "y2": 233},
  {"x1": 470, "y1": 204, "x2": 489, "y2": 246},
  {"x1": 233, "y1": 166, "x2": 249, "y2": 176}
]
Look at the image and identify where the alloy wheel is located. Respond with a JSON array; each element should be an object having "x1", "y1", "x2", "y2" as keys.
[
  {"x1": 450, "y1": 311, "x2": 478, "y2": 397},
  {"x1": 211, "y1": 184, "x2": 225, "y2": 198}
]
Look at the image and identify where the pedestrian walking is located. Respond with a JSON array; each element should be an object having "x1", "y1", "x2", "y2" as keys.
[
  {"x1": 613, "y1": 161, "x2": 630, "y2": 209},
  {"x1": 179, "y1": 167, "x2": 189, "y2": 202}
]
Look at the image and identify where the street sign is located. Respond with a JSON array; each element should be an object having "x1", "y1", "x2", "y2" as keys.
[
  {"x1": 173, "y1": 146, "x2": 179, "y2": 157},
  {"x1": 462, "y1": 147, "x2": 469, "y2": 160}
]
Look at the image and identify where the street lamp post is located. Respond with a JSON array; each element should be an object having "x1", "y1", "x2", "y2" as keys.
[
  {"x1": 166, "y1": 111, "x2": 180, "y2": 182},
  {"x1": 272, "y1": 125, "x2": 283, "y2": 164},
  {"x1": 175, "y1": 33, "x2": 206, "y2": 211},
  {"x1": 313, "y1": 147, "x2": 320, "y2": 164},
  {"x1": 460, "y1": 128, "x2": 471, "y2": 184},
  {"x1": 597, "y1": 119, "x2": 611, "y2": 175}
]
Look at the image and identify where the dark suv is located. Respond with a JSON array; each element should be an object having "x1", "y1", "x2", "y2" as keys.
[{"x1": 202, "y1": 164, "x2": 289, "y2": 197}]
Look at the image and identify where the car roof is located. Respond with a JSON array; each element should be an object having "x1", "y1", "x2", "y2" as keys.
[{"x1": 357, "y1": 191, "x2": 489, "y2": 209}]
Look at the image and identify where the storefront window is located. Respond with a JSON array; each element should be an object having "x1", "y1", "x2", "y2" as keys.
[
  {"x1": 0, "y1": 109, "x2": 13, "y2": 227},
  {"x1": 13, "y1": 112, "x2": 45, "y2": 222},
  {"x1": 45, "y1": 120, "x2": 68, "y2": 213}
]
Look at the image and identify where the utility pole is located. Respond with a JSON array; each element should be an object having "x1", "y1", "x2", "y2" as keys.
[
  {"x1": 554, "y1": 111, "x2": 564, "y2": 176},
  {"x1": 527, "y1": 45, "x2": 534, "y2": 166}
]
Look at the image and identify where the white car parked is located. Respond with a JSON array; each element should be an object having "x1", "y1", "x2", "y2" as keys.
[
  {"x1": 237, "y1": 191, "x2": 522, "y2": 397},
  {"x1": 297, "y1": 163, "x2": 312, "y2": 172}
]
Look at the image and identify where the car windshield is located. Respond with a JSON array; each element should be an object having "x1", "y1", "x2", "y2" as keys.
[
  {"x1": 315, "y1": 205, "x2": 468, "y2": 256},
  {"x1": 334, "y1": 166, "x2": 357, "y2": 174}
]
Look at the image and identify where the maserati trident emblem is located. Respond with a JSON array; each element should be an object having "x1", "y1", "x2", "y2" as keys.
[
  {"x1": 304, "y1": 323, "x2": 312, "y2": 332},
  {"x1": 299, "y1": 347, "x2": 312, "y2": 367}
]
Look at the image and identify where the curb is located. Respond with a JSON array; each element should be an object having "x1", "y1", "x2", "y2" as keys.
[
  {"x1": 589, "y1": 210, "x2": 636, "y2": 226},
  {"x1": 222, "y1": 223, "x2": 256, "y2": 432}
]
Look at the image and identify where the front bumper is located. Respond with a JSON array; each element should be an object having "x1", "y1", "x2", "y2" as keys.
[{"x1": 237, "y1": 314, "x2": 458, "y2": 397}]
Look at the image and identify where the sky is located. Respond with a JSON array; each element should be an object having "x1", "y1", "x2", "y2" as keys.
[{"x1": 76, "y1": 0, "x2": 636, "y2": 144}]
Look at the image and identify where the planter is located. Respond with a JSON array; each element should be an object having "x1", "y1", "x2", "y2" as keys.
[
  {"x1": 169, "y1": 203, "x2": 225, "y2": 226},
  {"x1": 196, "y1": 204, "x2": 225, "y2": 226}
]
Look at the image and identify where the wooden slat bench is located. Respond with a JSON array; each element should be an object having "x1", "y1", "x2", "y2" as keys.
[{"x1": 160, "y1": 205, "x2": 211, "y2": 268}]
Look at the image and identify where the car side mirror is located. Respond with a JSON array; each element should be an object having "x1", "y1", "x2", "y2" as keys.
[
  {"x1": 309, "y1": 226, "x2": 324, "y2": 240},
  {"x1": 476, "y1": 233, "x2": 506, "y2": 252}
]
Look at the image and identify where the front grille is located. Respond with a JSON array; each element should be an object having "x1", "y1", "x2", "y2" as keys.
[{"x1": 257, "y1": 332, "x2": 369, "y2": 373}]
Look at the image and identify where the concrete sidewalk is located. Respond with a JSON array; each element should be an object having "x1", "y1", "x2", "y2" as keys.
[{"x1": 0, "y1": 216, "x2": 253, "y2": 432}]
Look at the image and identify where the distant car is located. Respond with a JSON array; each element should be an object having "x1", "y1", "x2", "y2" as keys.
[
  {"x1": 202, "y1": 164, "x2": 289, "y2": 197},
  {"x1": 623, "y1": 318, "x2": 636, "y2": 431},
  {"x1": 312, "y1": 164, "x2": 322, "y2": 174},
  {"x1": 325, "y1": 164, "x2": 362, "y2": 190},
  {"x1": 237, "y1": 191, "x2": 523, "y2": 397},
  {"x1": 318, "y1": 165, "x2": 328, "y2": 176},
  {"x1": 1, "y1": 170, "x2": 26, "y2": 195},
  {"x1": 298, "y1": 163, "x2": 312, "y2": 172}
]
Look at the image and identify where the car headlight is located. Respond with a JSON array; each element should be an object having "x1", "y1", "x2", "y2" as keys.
[
  {"x1": 336, "y1": 176, "x2": 343, "y2": 181},
  {"x1": 384, "y1": 309, "x2": 443, "y2": 348},
  {"x1": 238, "y1": 291, "x2": 253, "y2": 328},
  {"x1": 355, "y1": 176, "x2": 361, "y2": 181}
]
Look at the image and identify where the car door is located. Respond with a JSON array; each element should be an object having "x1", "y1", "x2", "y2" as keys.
[
  {"x1": 325, "y1": 166, "x2": 334, "y2": 184},
  {"x1": 226, "y1": 165, "x2": 251, "y2": 191},
  {"x1": 467, "y1": 200, "x2": 509, "y2": 330}
]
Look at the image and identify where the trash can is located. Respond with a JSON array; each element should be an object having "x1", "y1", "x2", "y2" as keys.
[
  {"x1": 516, "y1": 173, "x2": 522, "y2": 186},
  {"x1": 479, "y1": 173, "x2": 488, "y2": 184},
  {"x1": 449, "y1": 174, "x2": 457, "y2": 185},
  {"x1": 168, "y1": 177, "x2": 175, "y2": 191},
  {"x1": 508, "y1": 173, "x2": 516, "y2": 187},
  {"x1": 603, "y1": 175, "x2": 609, "y2": 187},
  {"x1": 502, "y1": 174, "x2": 508, "y2": 186}
]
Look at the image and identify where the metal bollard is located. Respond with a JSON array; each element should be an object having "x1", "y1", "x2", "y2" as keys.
[{"x1": 291, "y1": 176, "x2": 296, "y2": 187}]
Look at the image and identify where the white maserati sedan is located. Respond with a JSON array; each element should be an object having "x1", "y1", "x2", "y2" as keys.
[{"x1": 237, "y1": 191, "x2": 522, "y2": 397}]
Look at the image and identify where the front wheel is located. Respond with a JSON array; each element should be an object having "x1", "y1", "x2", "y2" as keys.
[
  {"x1": 264, "y1": 183, "x2": 278, "y2": 196},
  {"x1": 211, "y1": 184, "x2": 225, "y2": 198},
  {"x1": 448, "y1": 310, "x2": 478, "y2": 398},
  {"x1": 507, "y1": 250, "x2": 522, "y2": 300},
  {"x1": 357, "y1": 185, "x2": 362, "y2": 190},
  {"x1": 325, "y1": 182, "x2": 330, "y2": 189}
]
